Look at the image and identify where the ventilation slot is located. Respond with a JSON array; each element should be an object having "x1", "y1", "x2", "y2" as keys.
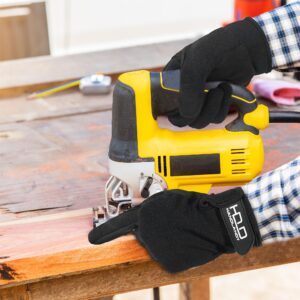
[
  {"x1": 231, "y1": 159, "x2": 246, "y2": 165},
  {"x1": 231, "y1": 149, "x2": 246, "y2": 175},
  {"x1": 232, "y1": 169, "x2": 246, "y2": 175},
  {"x1": 231, "y1": 148, "x2": 246, "y2": 155},
  {"x1": 157, "y1": 156, "x2": 168, "y2": 177},
  {"x1": 163, "y1": 156, "x2": 168, "y2": 176},
  {"x1": 158, "y1": 156, "x2": 162, "y2": 173}
]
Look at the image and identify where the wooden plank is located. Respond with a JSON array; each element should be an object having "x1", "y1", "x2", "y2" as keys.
[
  {"x1": 0, "y1": 90, "x2": 112, "y2": 124},
  {"x1": 0, "y1": 39, "x2": 193, "y2": 98},
  {"x1": 0, "y1": 208, "x2": 300, "y2": 297},
  {"x1": 0, "y1": 108, "x2": 300, "y2": 221},
  {"x1": 0, "y1": 119, "x2": 299, "y2": 299},
  {"x1": 0, "y1": 110, "x2": 111, "y2": 222},
  {"x1": 0, "y1": 212, "x2": 147, "y2": 287}
]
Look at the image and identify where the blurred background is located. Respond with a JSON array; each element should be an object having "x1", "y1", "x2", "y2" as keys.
[
  {"x1": 0, "y1": 0, "x2": 232, "y2": 60},
  {"x1": 46, "y1": 0, "x2": 232, "y2": 55}
]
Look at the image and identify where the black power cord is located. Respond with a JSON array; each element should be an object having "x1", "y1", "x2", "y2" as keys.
[{"x1": 269, "y1": 111, "x2": 300, "y2": 123}]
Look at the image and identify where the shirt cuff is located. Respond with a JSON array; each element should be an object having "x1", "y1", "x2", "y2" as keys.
[
  {"x1": 254, "y1": 2, "x2": 300, "y2": 70},
  {"x1": 242, "y1": 156, "x2": 300, "y2": 244}
]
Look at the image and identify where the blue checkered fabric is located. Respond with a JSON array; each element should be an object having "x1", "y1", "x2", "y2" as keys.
[
  {"x1": 242, "y1": 157, "x2": 300, "y2": 244},
  {"x1": 254, "y1": 2, "x2": 300, "y2": 70}
]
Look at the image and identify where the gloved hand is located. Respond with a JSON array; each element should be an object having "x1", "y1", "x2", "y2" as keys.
[
  {"x1": 88, "y1": 188, "x2": 261, "y2": 273},
  {"x1": 164, "y1": 17, "x2": 272, "y2": 128}
]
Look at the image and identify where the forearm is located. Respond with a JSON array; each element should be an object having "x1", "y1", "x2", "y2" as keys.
[
  {"x1": 242, "y1": 157, "x2": 300, "y2": 244},
  {"x1": 254, "y1": 1, "x2": 300, "y2": 70}
]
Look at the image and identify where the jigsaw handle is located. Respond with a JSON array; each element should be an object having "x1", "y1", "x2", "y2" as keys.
[
  {"x1": 109, "y1": 70, "x2": 269, "y2": 163},
  {"x1": 151, "y1": 70, "x2": 267, "y2": 134}
]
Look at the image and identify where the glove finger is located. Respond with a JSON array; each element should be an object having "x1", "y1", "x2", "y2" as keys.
[
  {"x1": 189, "y1": 85, "x2": 224, "y2": 129},
  {"x1": 213, "y1": 82, "x2": 232, "y2": 124},
  {"x1": 163, "y1": 51, "x2": 182, "y2": 71},
  {"x1": 167, "y1": 110, "x2": 190, "y2": 127},
  {"x1": 88, "y1": 206, "x2": 140, "y2": 244},
  {"x1": 178, "y1": 82, "x2": 205, "y2": 122},
  {"x1": 177, "y1": 55, "x2": 207, "y2": 123},
  {"x1": 164, "y1": 44, "x2": 192, "y2": 71}
]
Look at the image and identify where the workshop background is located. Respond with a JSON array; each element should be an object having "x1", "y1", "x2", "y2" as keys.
[
  {"x1": 46, "y1": 0, "x2": 231, "y2": 55},
  {"x1": 0, "y1": 0, "x2": 299, "y2": 299}
]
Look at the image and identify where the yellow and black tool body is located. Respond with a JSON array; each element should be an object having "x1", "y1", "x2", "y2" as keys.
[{"x1": 93, "y1": 69, "x2": 298, "y2": 227}]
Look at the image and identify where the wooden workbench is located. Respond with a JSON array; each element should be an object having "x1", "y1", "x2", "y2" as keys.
[{"x1": 0, "y1": 39, "x2": 300, "y2": 300}]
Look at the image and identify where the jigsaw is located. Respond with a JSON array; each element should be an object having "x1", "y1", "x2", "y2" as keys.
[{"x1": 93, "y1": 69, "x2": 300, "y2": 227}]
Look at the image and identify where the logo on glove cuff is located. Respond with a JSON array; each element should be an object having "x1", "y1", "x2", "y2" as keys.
[{"x1": 226, "y1": 204, "x2": 248, "y2": 240}]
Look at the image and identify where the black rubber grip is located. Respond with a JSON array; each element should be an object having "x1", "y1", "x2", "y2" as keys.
[
  {"x1": 151, "y1": 70, "x2": 257, "y2": 118},
  {"x1": 109, "y1": 80, "x2": 153, "y2": 162},
  {"x1": 109, "y1": 70, "x2": 260, "y2": 163}
]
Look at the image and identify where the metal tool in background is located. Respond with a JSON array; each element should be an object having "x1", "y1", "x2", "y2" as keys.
[
  {"x1": 28, "y1": 74, "x2": 112, "y2": 100},
  {"x1": 92, "y1": 69, "x2": 300, "y2": 227},
  {"x1": 79, "y1": 74, "x2": 111, "y2": 94}
]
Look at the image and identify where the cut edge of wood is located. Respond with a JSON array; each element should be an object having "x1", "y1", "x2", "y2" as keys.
[
  {"x1": 1, "y1": 226, "x2": 300, "y2": 291},
  {"x1": 0, "y1": 235, "x2": 150, "y2": 289},
  {"x1": 2, "y1": 240, "x2": 300, "y2": 299}
]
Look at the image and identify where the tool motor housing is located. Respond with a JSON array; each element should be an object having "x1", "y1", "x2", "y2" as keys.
[{"x1": 109, "y1": 70, "x2": 268, "y2": 195}]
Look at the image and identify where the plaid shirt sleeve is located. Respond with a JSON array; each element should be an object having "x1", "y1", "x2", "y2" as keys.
[
  {"x1": 242, "y1": 157, "x2": 300, "y2": 244},
  {"x1": 254, "y1": 2, "x2": 300, "y2": 70}
]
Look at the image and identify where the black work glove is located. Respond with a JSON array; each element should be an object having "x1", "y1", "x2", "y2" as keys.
[
  {"x1": 164, "y1": 17, "x2": 272, "y2": 128},
  {"x1": 88, "y1": 188, "x2": 261, "y2": 273}
]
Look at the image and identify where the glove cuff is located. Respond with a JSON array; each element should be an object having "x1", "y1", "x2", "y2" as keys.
[
  {"x1": 213, "y1": 187, "x2": 262, "y2": 254},
  {"x1": 241, "y1": 190, "x2": 262, "y2": 248},
  {"x1": 225, "y1": 17, "x2": 272, "y2": 74}
]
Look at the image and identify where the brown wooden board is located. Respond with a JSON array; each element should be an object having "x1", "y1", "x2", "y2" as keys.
[
  {"x1": 2, "y1": 245, "x2": 299, "y2": 300},
  {"x1": 0, "y1": 39, "x2": 193, "y2": 98},
  {"x1": 0, "y1": 110, "x2": 111, "y2": 222},
  {"x1": 0, "y1": 111, "x2": 300, "y2": 298},
  {"x1": 0, "y1": 90, "x2": 112, "y2": 124},
  {"x1": 1, "y1": 106, "x2": 300, "y2": 222},
  {"x1": 0, "y1": 209, "x2": 300, "y2": 298}
]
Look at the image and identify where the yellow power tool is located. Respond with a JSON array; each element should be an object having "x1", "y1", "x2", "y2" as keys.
[{"x1": 93, "y1": 69, "x2": 300, "y2": 227}]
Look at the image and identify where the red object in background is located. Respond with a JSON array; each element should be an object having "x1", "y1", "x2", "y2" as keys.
[
  {"x1": 234, "y1": 0, "x2": 284, "y2": 20},
  {"x1": 274, "y1": 88, "x2": 300, "y2": 99}
]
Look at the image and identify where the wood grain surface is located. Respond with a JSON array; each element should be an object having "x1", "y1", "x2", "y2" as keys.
[
  {"x1": 0, "y1": 110, "x2": 111, "y2": 222},
  {"x1": 0, "y1": 39, "x2": 193, "y2": 98},
  {"x1": 1, "y1": 102, "x2": 299, "y2": 221},
  {"x1": 0, "y1": 90, "x2": 112, "y2": 124},
  {"x1": 0, "y1": 206, "x2": 300, "y2": 297}
]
